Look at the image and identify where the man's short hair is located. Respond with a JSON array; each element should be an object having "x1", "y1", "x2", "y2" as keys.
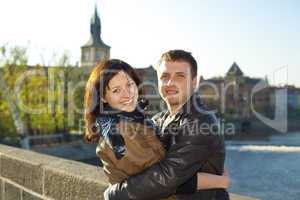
[{"x1": 158, "y1": 49, "x2": 197, "y2": 78}]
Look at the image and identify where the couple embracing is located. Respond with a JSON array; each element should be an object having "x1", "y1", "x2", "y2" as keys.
[{"x1": 84, "y1": 49, "x2": 230, "y2": 200}]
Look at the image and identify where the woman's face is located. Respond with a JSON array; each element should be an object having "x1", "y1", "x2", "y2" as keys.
[{"x1": 103, "y1": 70, "x2": 139, "y2": 112}]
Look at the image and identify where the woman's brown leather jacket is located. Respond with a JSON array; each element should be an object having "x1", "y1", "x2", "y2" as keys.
[{"x1": 95, "y1": 109, "x2": 176, "y2": 200}]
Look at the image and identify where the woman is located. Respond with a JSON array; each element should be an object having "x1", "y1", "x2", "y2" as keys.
[{"x1": 84, "y1": 59, "x2": 229, "y2": 199}]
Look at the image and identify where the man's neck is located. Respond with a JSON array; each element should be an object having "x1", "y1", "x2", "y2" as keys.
[
  {"x1": 168, "y1": 107, "x2": 178, "y2": 117},
  {"x1": 167, "y1": 102, "x2": 184, "y2": 117},
  {"x1": 167, "y1": 94, "x2": 194, "y2": 117}
]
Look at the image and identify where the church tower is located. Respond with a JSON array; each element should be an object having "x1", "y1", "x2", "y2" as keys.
[{"x1": 81, "y1": 6, "x2": 110, "y2": 67}]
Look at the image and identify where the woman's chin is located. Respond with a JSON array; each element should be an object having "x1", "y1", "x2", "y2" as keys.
[{"x1": 120, "y1": 106, "x2": 135, "y2": 113}]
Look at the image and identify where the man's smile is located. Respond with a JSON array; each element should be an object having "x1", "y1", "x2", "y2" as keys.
[{"x1": 165, "y1": 89, "x2": 179, "y2": 95}]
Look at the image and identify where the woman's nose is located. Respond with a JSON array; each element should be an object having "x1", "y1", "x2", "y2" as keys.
[{"x1": 122, "y1": 87, "x2": 132, "y2": 98}]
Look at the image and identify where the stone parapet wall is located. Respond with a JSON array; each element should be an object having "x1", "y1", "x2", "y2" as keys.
[{"x1": 0, "y1": 144, "x2": 258, "y2": 200}]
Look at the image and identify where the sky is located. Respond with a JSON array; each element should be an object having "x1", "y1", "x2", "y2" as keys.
[{"x1": 0, "y1": 0, "x2": 299, "y2": 86}]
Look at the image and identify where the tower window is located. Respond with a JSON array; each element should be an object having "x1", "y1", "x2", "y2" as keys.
[{"x1": 96, "y1": 51, "x2": 103, "y2": 60}]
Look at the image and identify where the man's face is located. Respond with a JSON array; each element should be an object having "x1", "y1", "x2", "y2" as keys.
[{"x1": 157, "y1": 61, "x2": 197, "y2": 107}]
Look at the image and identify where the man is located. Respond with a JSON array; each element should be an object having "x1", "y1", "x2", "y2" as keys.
[{"x1": 104, "y1": 50, "x2": 229, "y2": 199}]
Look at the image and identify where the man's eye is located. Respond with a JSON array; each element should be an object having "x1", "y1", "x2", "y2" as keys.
[{"x1": 160, "y1": 75, "x2": 168, "y2": 79}]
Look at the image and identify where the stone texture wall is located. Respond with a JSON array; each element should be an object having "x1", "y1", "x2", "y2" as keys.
[
  {"x1": 0, "y1": 144, "x2": 108, "y2": 200},
  {"x1": 0, "y1": 144, "x2": 258, "y2": 200}
]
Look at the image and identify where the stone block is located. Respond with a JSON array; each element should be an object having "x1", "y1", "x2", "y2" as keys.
[
  {"x1": 0, "y1": 179, "x2": 3, "y2": 200},
  {"x1": 1, "y1": 156, "x2": 44, "y2": 194},
  {"x1": 4, "y1": 182, "x2": 21, "y2": 200},
  {"x1": 23, "y1": 191, "x2": 44, "y2": 200},
  {"x1": 44, "y1": 159, "x2": 108, "y2": 200},
  {"x1": 0, "y1": 146, "x2": 59, "y2": 194}
]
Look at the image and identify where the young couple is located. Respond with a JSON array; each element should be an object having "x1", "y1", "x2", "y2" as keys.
[{"x1": 84, "y1": 49, "x2": 230, "y2": 200}]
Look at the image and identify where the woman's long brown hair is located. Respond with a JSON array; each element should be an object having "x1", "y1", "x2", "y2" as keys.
[{"x1": 84, "y1": 59, "x2": 142, "y2": 143}]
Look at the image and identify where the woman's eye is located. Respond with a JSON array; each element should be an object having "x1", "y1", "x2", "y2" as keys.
[
  {"x1": 128, "y1": 82, "x2": 134, "y2": 87},
  {"x1": 112, "y1": 89, "x2": 120, "y2": 93}
]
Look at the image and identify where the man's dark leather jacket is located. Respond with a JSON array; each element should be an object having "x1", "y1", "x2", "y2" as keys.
[{"x1": 104, "y1": 94, "x2": 228, "y2": 200}]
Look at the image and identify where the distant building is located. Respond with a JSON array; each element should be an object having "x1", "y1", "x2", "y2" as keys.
[
  {"x1": 135, "y1": 66, "x2": 163, "y2": 114},
  {"x1": 81, "y1": 6, "x2": 110, "y2": 67},
  {"x1": 269, "y1": 85, "x2": 300, "y2": 110},
  {"x1": 198, "y1": 62, "x2": 271, "y2": 119},
  {"x1": 287, "y1": 86, "x2": 300, "y2": 109}
]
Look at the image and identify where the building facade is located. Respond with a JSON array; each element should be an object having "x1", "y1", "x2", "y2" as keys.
[{"x1": 198, "y1": 62, "x2": 271, "y2": 119}]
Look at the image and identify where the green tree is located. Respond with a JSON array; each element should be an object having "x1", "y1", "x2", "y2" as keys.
[{"x1": 0, "y1": 44, "x2": 29, "y2": 148}]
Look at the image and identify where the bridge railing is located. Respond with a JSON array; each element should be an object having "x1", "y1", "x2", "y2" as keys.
[{"x1": 0, "y1": 144, "x2": 258, "y2": 200}]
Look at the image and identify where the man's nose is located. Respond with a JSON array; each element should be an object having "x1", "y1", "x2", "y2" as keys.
[{"x1": 166, "y1": 78, "x2": 175, "y2": 86}]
